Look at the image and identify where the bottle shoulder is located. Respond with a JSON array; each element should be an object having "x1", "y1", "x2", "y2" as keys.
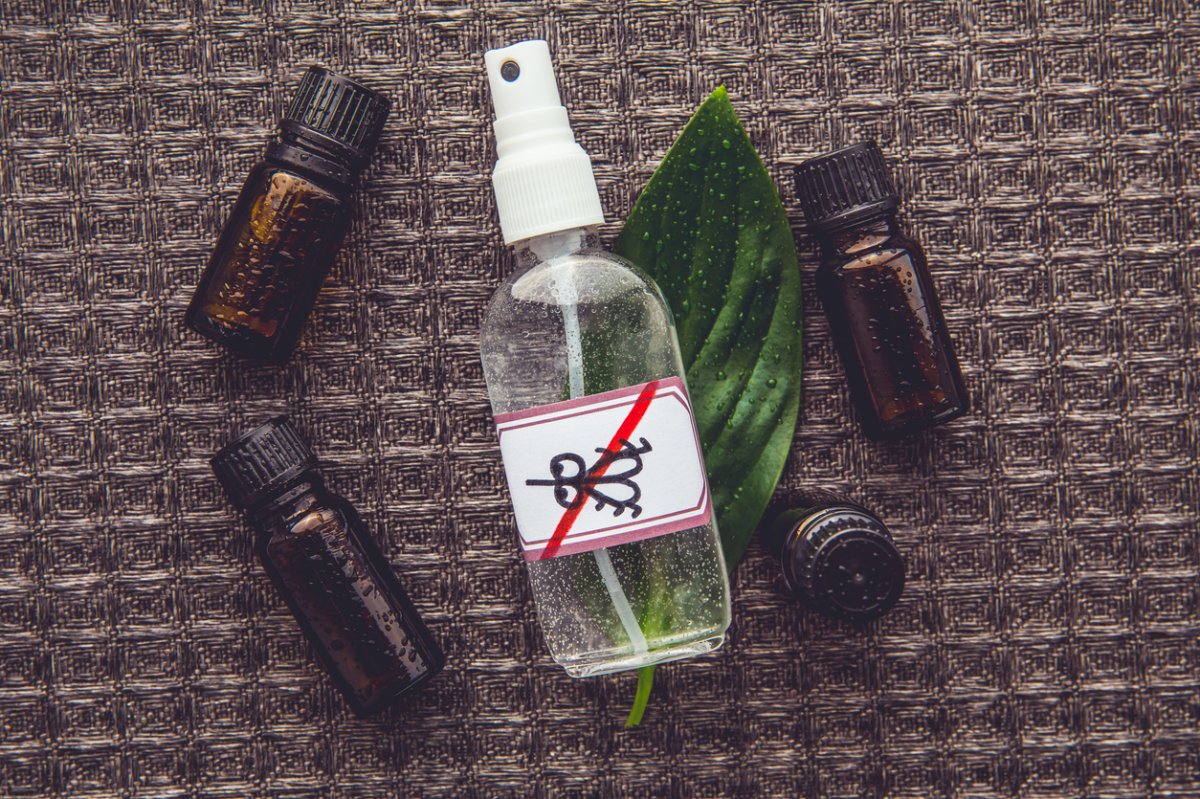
[
  {"x1": 484, "y1": 246, "x2": 673, "y2": 328},
  {"x1": 254, "y1": 157, "x2": 353, "y2": 202},
  {"x1": 819, "y1": 235, "x2": 926, "y2": 281},
  {"x1": 820, "y1": 226, "x2": 925, "y2": 269},
  {"x1": 254, "y1": 485, "x2": 348, "y2": 544}
]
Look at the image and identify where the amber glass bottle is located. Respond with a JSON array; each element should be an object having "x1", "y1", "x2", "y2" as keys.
[
  {"x1": 186, "y1": 67, "x2": 390, "y2": 362},
  {"x1": 766, "y1": 490, "x2": 904, "y2": 623},
  {"x1": 794, "y1": 142, "x2": 968, "y2": 439},
  {"x1": 211, "y1": 417, "x2": 443, "y2": 715}
]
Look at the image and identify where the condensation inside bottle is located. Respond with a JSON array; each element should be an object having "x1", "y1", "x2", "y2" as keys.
[
  {"x1": 817, "y1": 224, "x2": 967, "y2": 438},
  {"x1": 262, "y1": 502, "x2": 435, "y2": 712},
  {"x1": 481, "y1": 238, "x2": 731, "y2": 677},
  {"x1": 196, "y1": 167, "x2": 348, "y2": 341}
]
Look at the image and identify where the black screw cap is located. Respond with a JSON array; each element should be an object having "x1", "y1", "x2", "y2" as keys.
[
  {"x1": 283, "y1": 66, "x2": 391, "y2": 164},
  {"x1": 780, "y1": 503, "x2": 905, "y2": 623},
  {"x1": 793, "y1": 141, "x2": 900, "y2": 233},
  {"x1": 211, "y1": 416, "x2": 317, "y2": 509}
]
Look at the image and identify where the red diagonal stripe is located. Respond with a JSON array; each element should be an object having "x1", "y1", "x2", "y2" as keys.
[{"x1": 538, "y1": 380, "x2": 660, "y2": 561}]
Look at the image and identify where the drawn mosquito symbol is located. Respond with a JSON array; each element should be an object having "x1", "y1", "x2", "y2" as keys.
[{"x1": 526, "y1": 437, "x2": 653, "y2": 518}]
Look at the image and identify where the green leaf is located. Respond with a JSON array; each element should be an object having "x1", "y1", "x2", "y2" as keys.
[
  {"x1": 614, "y1": 87, "x2": 802, "y2": 729},
  {"x1": 625, "y1": 666, "x2": 656, "y2": 728},
  {"x1": 614, "y1": 86, "x2": 803, "y2": 568}
]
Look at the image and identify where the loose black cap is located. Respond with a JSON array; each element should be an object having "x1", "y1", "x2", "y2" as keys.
[
  {"x1": 780, "y1": 504, "x2": 905, "y2": 623},
  {"x1": 793, "y1": 141, "x2": 900, "y2": 232},
  {"x1": 211, "y1": 416, "x2": 317, "y2": 509},
  {"x1": 282, "y1": 66, "x2": 391, "y2": 165}
]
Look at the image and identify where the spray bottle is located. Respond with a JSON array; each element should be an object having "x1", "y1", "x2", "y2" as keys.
[{"x1": 479, "y1": 40, "x2": 731, "y2": 676}]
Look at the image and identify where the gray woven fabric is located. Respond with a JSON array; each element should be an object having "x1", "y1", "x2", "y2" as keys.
[{"x1": 2, "y1": 1, "x2": 1198, "y2": 797}]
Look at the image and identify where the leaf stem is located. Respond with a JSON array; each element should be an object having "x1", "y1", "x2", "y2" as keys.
[{"x1": 625, "y1": 665, "x2": 656, "y2": 728}]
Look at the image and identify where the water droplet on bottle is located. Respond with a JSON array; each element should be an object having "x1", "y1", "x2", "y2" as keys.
[{"x1": 722, "y1": 139, "x2": 732, "y2": 149}]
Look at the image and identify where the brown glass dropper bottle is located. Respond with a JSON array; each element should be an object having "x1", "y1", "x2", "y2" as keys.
[
  {"x1": 794, "y1": 142, "x2": 969, "y2": 439},
  {"x1": 211, "y1": 417, "x2": 444, "y2": 714},
  {"x1": 186, "y1": 67, "x2": 390, "y2": 363},
  {"x1": 765, "y1": 490, "x2": 905, "y2": 623}
]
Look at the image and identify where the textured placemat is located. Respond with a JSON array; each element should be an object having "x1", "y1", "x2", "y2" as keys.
[{"x1": 2, "y1": 2, "x2": 1198, "y2": 797}]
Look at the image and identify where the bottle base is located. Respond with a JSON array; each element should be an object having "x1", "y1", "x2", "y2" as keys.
[
  {"x1": 350, "y1": 656, "x2": 445, "y2": 716},
  {"x1": 186, "y1": 309, "x2": 292, "y2": 364},
  {"x1": 556, "y1": 630, "x2": 726, "y2": 678},
  {"x1": 867, "y1": 398, "x2": 969, "y2": 440}
]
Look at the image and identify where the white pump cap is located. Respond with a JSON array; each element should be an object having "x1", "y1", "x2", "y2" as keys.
[{"x1": 484, "y1": 40, "x2": 604, "y2": 244}]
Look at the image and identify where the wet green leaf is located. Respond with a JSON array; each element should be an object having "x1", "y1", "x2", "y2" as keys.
[
  {"x1": 614, "y1": 87, "x2": 803, "y2": 728},
  {"x1": 615, "y1": 86, "x2": 803, "y2": 568}
]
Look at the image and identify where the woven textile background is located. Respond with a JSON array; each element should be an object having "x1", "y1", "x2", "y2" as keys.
[{"x1": 2, "y1": 1, "x2": 1198, "y2": 797}]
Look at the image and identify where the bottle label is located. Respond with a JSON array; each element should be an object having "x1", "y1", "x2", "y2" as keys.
[{"x1": 494, "y1": 377, "x2": 712, "y2": 561}]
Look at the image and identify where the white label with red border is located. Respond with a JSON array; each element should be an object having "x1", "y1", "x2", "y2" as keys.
[{"x1": 494, "y1": 377, "x2": 712, "y2": 561}]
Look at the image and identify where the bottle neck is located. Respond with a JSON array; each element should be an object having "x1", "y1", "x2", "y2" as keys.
[
  {"x1": 266, "y1": 131, "x2": 359, "y2": 191},
  {"x1": 512, "y1": 226, "x2": 598, "y2": 268},
  {"x1": 247, "y1": 473, "x2": 327, "y2": 528},
  {"x1": 815, "y1": 213, "x2": 900, "y2": 260}
]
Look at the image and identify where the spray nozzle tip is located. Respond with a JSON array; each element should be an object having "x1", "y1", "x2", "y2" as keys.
[{"x1": 484, "y1": 39, "x2": 562, "y2": 120}]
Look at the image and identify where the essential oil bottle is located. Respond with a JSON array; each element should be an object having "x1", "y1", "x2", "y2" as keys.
[
  {"x1": 767, "y1": 491, "x2": 904, "y2": 623},
  {"x1": 478, "y1": 40, "x2": 731, "y2": 677},
  {"x1": 186, "y1": 67, "x2": 390, "y2": 363},
  {"x1": 211, "y1": 417, "x2": 443, "y2": 714},
  {"x1": 794, "y1": 142, "x2": 969, "y2": 439}
]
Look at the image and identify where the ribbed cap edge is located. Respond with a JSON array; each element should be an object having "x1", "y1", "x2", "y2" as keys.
[
  {"x1": 786, "y1": 504, "x2": 905, "y2": 623},
  {"x1": 492, "y1": 148, "x2": 605, "y2": 244},
  {"x1": 793, "y1": 141, "x2": 900, "y2": 232},
  {"x1": 283, "y1": 66, "x2": 391, "y2": 163},
  {"x1": 211, "y1": 416, "x2": 317, "y2": 509}
]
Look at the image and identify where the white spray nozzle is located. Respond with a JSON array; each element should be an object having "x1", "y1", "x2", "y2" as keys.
[
  {"x1": 484, "y1": 40, "x2": 604, "y2": 245},
  {"x1": 485, "y1": 40, "x2": 562, "y2": 122}
]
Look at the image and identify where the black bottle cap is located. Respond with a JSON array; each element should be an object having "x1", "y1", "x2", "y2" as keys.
[
  {"x1": 211, "y1": 416, "x2": 318, "y2": 509},
  {"x1": 282, "y1": 66, "x2": 392, "y2": 165},
  {"x1": 780, "y1": 504, "x2": 905, "y2": 623},
  {"x1": 793, "y1": 141, "x2": 900, "y2": 233}
]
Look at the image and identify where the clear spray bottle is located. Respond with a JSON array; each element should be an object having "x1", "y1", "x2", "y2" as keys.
[{"x1": 479, "y1": 40, "x2": 731, "y2": 677}]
